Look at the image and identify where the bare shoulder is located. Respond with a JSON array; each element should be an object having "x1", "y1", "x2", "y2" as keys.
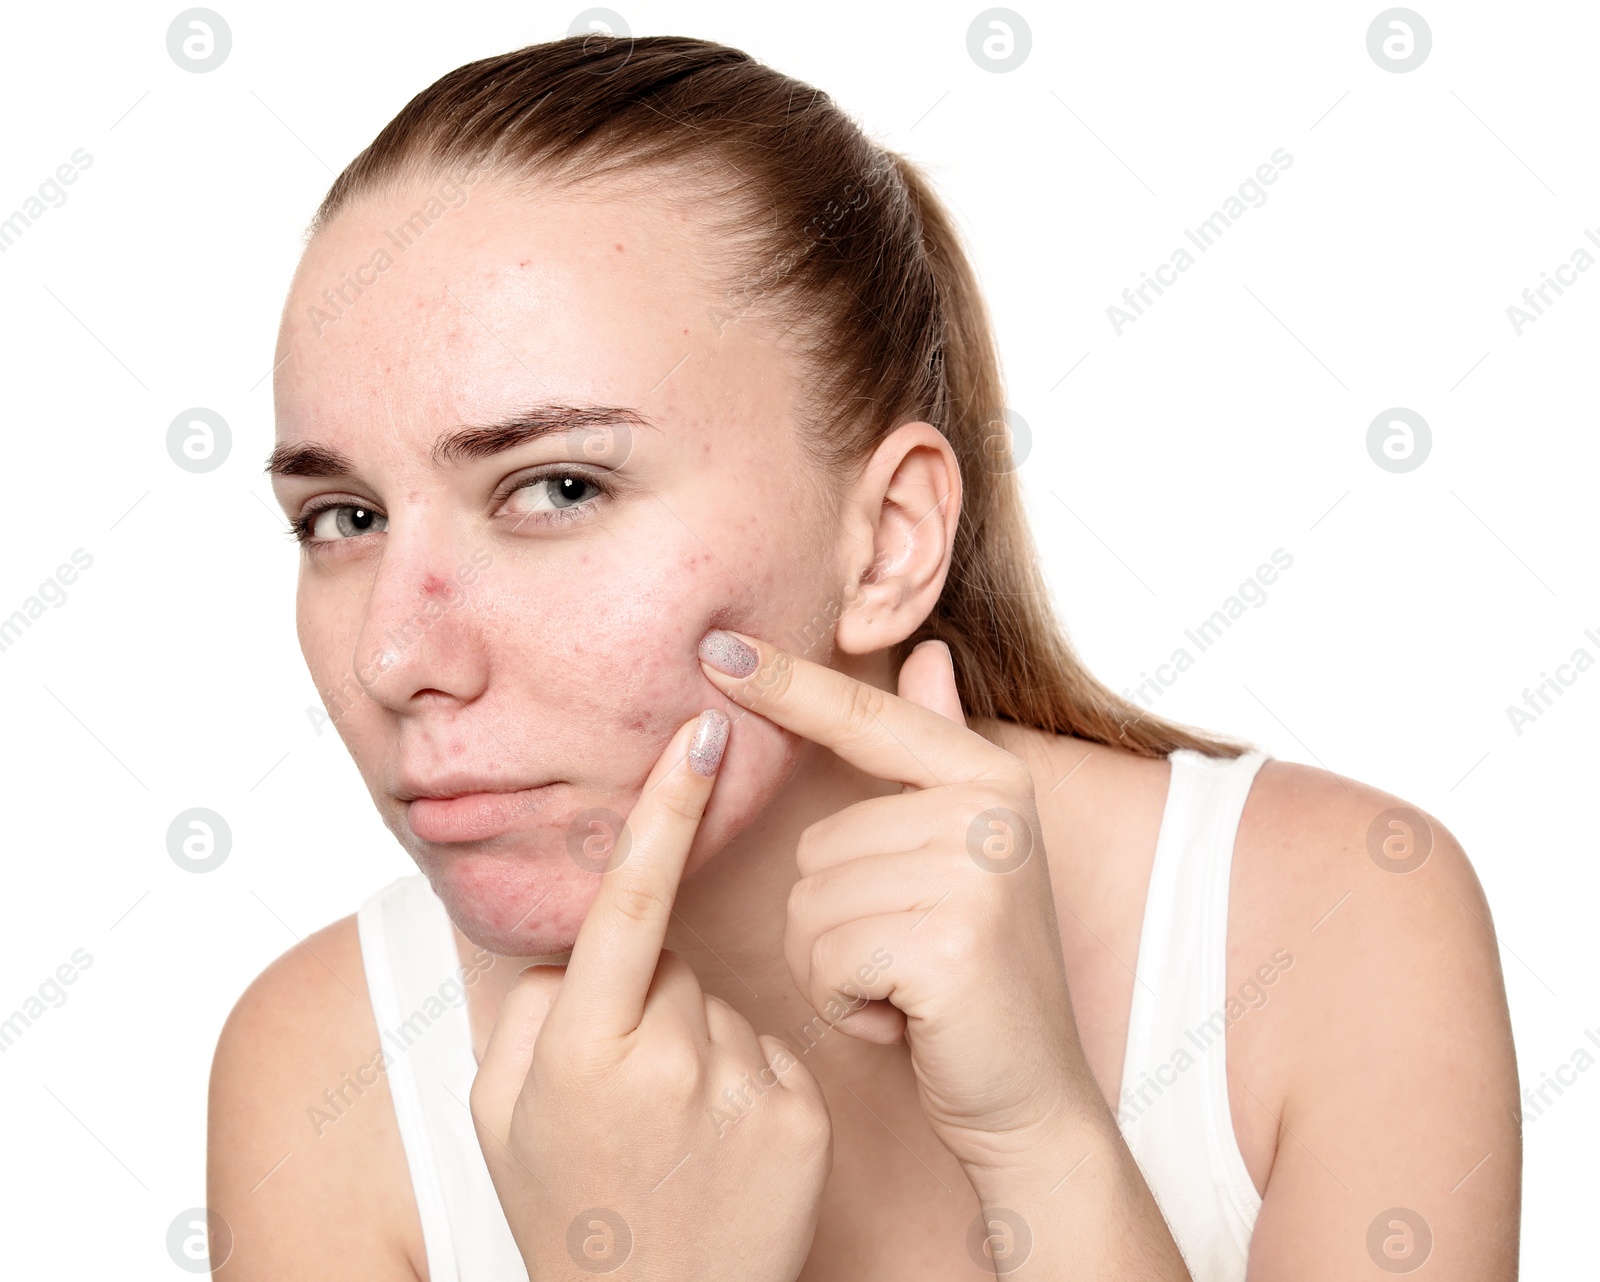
[
  {"x1": 207, "y1": 913, "x2": 426, "y2": 1280},
  {"x1": 1231, "y1": 759, "x2": 1510, "y2": 1005},
  {"x1": 1231, "y1": 756, "x2": 1507, "y2": 960},
  {"x1": 1229, "y1": 759, "x2": 1521, "y2": 1277}
]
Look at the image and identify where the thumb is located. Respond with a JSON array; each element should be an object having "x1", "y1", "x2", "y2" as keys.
[
  {"x1": 896, "y1": 640, "x2": 966, "y2": 727},
  {"x1": 469, "y1": 964, "x2": 567, "y2": 1142}
]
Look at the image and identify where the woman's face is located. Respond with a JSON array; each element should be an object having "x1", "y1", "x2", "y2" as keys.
[{"x1": 272, "y1": 174, "x2": 846, "y2": 956}]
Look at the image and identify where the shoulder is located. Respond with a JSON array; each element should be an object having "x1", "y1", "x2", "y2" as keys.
[
  {"x1": 1228, "y1": 759, "x2": 1520, "y2": 1273},
  {"x1": 207, "y1": 912, "x2": 426, "y2": 1280},
  {"x1": 1231, "y1": 756, "x2": 1505, "y2": 986},
  {"x1": 1230, "y1": 756, "x2": 1515, "y2": 1096}
]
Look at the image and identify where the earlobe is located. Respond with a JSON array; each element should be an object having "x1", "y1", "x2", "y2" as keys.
[{"x1": 832, "y1": 422, "x2": 961, "y2": 656}]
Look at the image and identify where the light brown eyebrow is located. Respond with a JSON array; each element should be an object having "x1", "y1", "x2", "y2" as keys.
[{"x1": 264, "y1": 403, "x2": 658, "y2": 477}]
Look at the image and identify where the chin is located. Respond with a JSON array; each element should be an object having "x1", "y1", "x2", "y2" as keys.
[{"x1": 413, "y1": 840, "x2": 603, "y2": 956}]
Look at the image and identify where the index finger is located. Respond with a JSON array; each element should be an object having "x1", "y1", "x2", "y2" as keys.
[
  {"x1": 696, "y1": 629, "x2": 1003, "y2": 789},
  {"x1": 545, "y1": 708, "x2": 729, "y2": 1041}
]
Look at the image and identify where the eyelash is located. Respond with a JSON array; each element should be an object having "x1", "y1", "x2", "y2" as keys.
[
  {"x1": 288, "y1": 503, "x2": 379, "y2": 546},
  {"x1": 288, "y1": 469, "x2": 616, "y2": 546}
]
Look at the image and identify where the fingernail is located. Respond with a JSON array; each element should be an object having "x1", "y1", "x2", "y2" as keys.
[
  {"x1": 698, "y1": 629, "x2": 758, "y2": 678},
  {"x1": 688, "y1": 709, "x2": 730, "y2": 776}
]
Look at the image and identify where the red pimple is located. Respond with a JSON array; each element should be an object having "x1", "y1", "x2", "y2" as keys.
[
  {"x1": 422, "y1": 573, "x2": 448, "y2": 596},
  {"x1": 614, "y1": 242, "x2": 625, "y2": 252}
]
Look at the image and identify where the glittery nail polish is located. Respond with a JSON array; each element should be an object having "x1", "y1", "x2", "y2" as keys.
[
  {"x1": 698, "y1": 629, "x2": 759, "y2": 678},
  {"x1": 688, "y1": 708, "x2": 730, "y2": 776}
]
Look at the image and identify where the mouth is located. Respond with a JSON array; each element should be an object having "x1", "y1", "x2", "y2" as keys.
[{"x1": 402, "y1": 781, "x2": 566, "y2": 844}]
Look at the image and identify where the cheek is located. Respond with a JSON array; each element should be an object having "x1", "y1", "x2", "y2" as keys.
[
  {"x1": 297, "y1": 569, "x2": 378, "y2": 695},
  {"x1": 495, "y1": 568, "x2": 705, "y2": 752},
  {"x1": 296, "y1": 573, "x2": 379, "y2": 757},
  {"x1": 491, "y1": 534, "x2": 809, "y2": 761},
  {"x1": 295, "y1": 575, "x2": 336, "y2": 680}
]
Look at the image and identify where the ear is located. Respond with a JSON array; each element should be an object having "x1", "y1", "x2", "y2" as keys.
[{"x1": 833, "y1": 421, "x2": 962, "y2": 656}]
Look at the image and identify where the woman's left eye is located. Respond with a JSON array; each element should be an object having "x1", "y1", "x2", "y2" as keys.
[{"x1": 501, "y1": 473, "x2": 607, "y2": 522}]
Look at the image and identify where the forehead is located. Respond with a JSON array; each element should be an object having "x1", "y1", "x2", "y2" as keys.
[{"x1": 273, "y1": 176, "x2": 728, "y2": 444}]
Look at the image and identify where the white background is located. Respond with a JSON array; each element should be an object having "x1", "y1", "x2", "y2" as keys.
[{"x1": 1, "y1": 0, "x2": 1593, "y2": 1275}]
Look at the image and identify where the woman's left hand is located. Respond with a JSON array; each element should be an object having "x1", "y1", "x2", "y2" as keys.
[{"x1": 697, "y1": 629, "x2": 1101, "y2": 1182}]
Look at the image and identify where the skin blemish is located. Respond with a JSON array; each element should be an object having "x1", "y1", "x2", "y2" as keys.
[
  {"x1": 422, "y1": 573, "x2": 448, "y2": 596},
  {"x1": 614, "y1": 242, "x2": 625, "y2": 252}
]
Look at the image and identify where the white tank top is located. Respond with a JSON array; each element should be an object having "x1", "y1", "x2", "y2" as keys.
[{"x1": 356, "y1": 746, "x2": 1269, "y2": 1281}]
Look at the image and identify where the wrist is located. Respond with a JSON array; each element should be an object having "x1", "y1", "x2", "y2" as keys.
[
  {"x1": 959, "y1": 1108, "x2": 1190, "y2": 1282},
  {"x1": 958, "y1": 1097, "x2": 1121, "y2": 1207}
]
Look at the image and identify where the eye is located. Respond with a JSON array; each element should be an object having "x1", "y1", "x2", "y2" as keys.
[
  {"x1": 500, "y1": 472, "x2": 608, "y2": 524},
  {"x1": 298, "y1": 504, "x2": 388, "y2": 543}
]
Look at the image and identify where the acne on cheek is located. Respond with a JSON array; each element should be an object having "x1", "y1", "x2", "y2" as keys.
[
  {"x1": 592, "y1": 596, "x2": 794, "y2": 801},
  {"x1": 593, "y1": 590, "x2": 759, "y2": 746}
]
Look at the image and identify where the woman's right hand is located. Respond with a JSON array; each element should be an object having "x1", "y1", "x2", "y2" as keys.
[{"x1": 470, "y1": 709, "x2": 832, "y2": 1281}]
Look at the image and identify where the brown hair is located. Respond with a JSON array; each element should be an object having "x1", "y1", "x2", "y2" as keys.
[{"x1": 312, "y1": 34, "x2": 1244, "y2": 759}]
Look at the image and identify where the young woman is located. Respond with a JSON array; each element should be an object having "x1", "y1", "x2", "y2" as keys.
[{"x1": 208, "y1": 34, "x2": 1520, "y2": 1281}]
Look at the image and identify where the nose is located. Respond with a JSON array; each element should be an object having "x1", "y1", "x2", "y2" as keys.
[{"x1": 349, "y1": 523, "x2": 492, "y2": 713}]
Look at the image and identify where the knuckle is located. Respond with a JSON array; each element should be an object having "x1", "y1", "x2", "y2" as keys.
[
  {"x1": 793, "y1": 822, "x2": 826, "y2": 876},
  {"x1": 836, "y1": 678, "x2": 886, "y2": 746},
  {"x1": 784, "y1": 1091, "x2": 833, "y2": 1156},
  {"x1": 654, "y1": 949, "x2": 702, "y2": 996},
  {"x1": 969, "y1": 750, "x2": 1035, "y2": 804},
  {"x1": 939, "y1": 790, "x2": 985, "y2": 835},
  {"x1": 806, "y1": 933, "x2": 835, "y2": 986},
  {"x1": 927, "y1": 917, "x2": 983, "y2": 970},
  {"x1": 960, "y1": 783, "x2": 1041, "y2": 850},
  {"x1": 606, "y1": 877, "x2": 670, "y2": 927},
  {"x1": 786, "y1": 875, "x2": 816, "y2": 922},
  {"x1": 559, "y1": 1037, "x2": 617, "y2": 1082},
  {"x1": 509, "y1": 964, "x2": 563, "y2": 1009},
  {"x1": 653, "y1": 782, "x2": 705, "y2": 827},
  {"x1": 632, "y1": 1037, "x2": 705, "y2": 1101}
]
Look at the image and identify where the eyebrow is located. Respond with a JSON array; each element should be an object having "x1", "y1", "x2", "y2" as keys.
[{"x1": 264, "y1": 403, "x2": 659, "y2": 477}]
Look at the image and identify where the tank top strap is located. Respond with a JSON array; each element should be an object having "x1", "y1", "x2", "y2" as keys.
[
  {"x1": 356, "y1": 874, "x2": 527, "y2": 1281},
  {"x1": 1114, "y1": 747, "x2": 1269, "y2": 1282}
]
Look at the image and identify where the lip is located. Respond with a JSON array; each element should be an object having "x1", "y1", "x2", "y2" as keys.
[{"x1": 404, "y1": 782, "x2": 564, "y2": 844}]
